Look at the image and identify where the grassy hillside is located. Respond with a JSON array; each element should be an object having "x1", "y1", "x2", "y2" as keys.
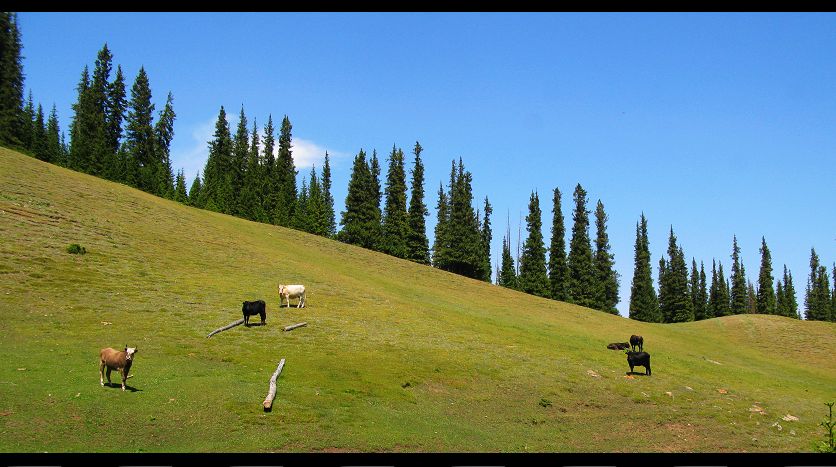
[{"x1": 0, "y1": 147, "x2": 834, "y2": 453}]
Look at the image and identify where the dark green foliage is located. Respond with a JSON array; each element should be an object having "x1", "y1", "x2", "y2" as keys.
[
  {"x1": 629, "y1": 213, "x2": 660, "y2": 322},
  {"x1": 66, "y1": 243, "x2": 87, "y2": 255},
  {"x1": 783, "y1": 265, "x2": 799, "y2": 319},
  {"x1": 69, "y1": 65, "x2": 101, "y2": 174},
  {"x1": 692, "y1": 261, "x2": 708, "y2": 320},
  {"x1": 499, "y1": 232, "x2": 518, "y2": 290},
  {"x1": 231, "y1": 106, "x2": 249, "y2": 217},
  {"x1": 0, "y1": 12, "x2": 25, "y2": 148},
  {"x1": 518, "y1": 191, "x2": 549, "y2": 297},
  {"x1": 729, "y1": 236, "x2": 748, "y2": 315},
  {"x1": 106, "y1": 65, "x2": 126, "y2": 156},
  {"x1": 817, "y1": 401, "x2": 836, "y2": 453},
  {"x1": 174, "y1": 169, "x2": 188, "y2": 204},
  {"x1": 381, "y1": 145, "x2": 409, "y2": 258},
  {"x1": 45, "y1": 105, "x2": 62, "y2": 164},
  {"x1": 443, "y1": 159, "x2": 484, "y2": 280},
  {"x1": 757, "y1": 237, "x2": 776, "y2": 314},
  {"x1": 709, "y1": 261, "x2": 731, "y2": 317},
  {"x1": 567, "y1": 184, "x2": 595, "y2": 307},
  {"x1": 593, "y1": 200, "x2": 619, "y2": 314},
  {"x1": 124, "y1": 66, "x2": 157, "y2": 192},
  {"x1": 154, "y1": 91, "x2": 176, "y2": 199},
  {"x1": 239, "y1": 119, "x2": 266, "y2": 222},
  {"x1": 201, "y1": 106, "x2": 233, "y2": 213},
  {"x1": 272, "y1": 115, "x2": 297, "y2": 226},
  {"x1": 548, "y1": 188, "x2": 568, "y2": 302},
  {"x1": 321, "y1": 152, "x2": 336, "y2": 237},
  {"x1": 805, "y1": 249, "x2": 832, "y2": 321},
  {"x1": 658, "y1": 227, "x2": 693, "y2": 323},
  {"x1": 32, "y1": 103, "x2": 48, "y2": 161},
  {"x1": 339, "y1": 149, "x2": 380, "y2": 250},
  {"x1": 406, "y1": 142, "x2": 430, "y2": 264},
  {"x1": 432, "y1": 182, "x2": 450, "y2": 269},
  {"x1": 294, "y1": 176, "x2": 309, "y2": 231},
  {"x1": 260, "y1": 115, "x2": 277, "y2": 221},
  {"x1": 832, "y1": 264, "x2": 836, "y2": 322},
  {"x1": 479, "y1": 196, "x2": 493, "y2": 282},
  {"x1": 21, "y1": 91, "x2": 33, "y2": 151},
  {"x1": 747, "y1": 280, "x2": 757, "y2": 314},
  {"x1": 188, "y1": 172, "x2": 203, "y2": 208},
  {"x1": 306, "y1": 166, "x2": 326, "y2": 236}
]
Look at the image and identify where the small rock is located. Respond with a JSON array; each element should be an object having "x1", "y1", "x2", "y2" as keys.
[
  {"x1": 684, "y1": 386, "x2": 693, "y2": 391},
  {"x1": 665, "y1": 391, "x2": 673, "y2": 397},
  {"x1": 717, "y1": 388, "x2": 728, "y2": 394},
  {"x1": 587, "y1": 370, "x2": 600, "y2": 378},
  {"x1": 771, "y1": 421, "x2": 782, "y2": 431},
  {"x1": 782, "y1": 414, "x2": 799, "y2": 422}
]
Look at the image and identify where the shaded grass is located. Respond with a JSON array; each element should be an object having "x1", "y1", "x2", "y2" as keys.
[{"x1": 0, "y1": 147, "x2": 834, "y2": 453}]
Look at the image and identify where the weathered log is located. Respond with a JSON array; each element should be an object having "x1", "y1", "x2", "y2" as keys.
[
  {"x1": 206, "y1": 318, "x2": 245, "y2": 338},
  {"x1": 262, "y1": 358, "x2": 286, "y2": 412},
  {"x1": 283, "y1": 322, "x2": 308, "y2": 332}
]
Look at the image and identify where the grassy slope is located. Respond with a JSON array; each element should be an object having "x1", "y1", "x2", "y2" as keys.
[{"x1": 0, "y1": 147, "x2": 834, "y2": 453}]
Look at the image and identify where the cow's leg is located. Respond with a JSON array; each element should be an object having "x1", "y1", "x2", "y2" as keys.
[
  {"x1": 301, "y1": 292, "x2": 306, "y2": 308},
  {"x1": 106, "y1": 367, "x2": 112, "y2": 384},
  {"x1": 100, "y1": 360, "x2": 105, "y2": 387},
  {"x1": 120, "y1": 369, "x2": 126, "y2": 391},
  {"x1": 629, "y1": 365, "x2": 634, "y2": 374}
]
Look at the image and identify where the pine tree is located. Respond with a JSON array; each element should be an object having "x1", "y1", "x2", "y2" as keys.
[
  {"x1": 548, "y1": 188, "x2": 569, "y2": 301},
  {"x1": 0, "y1": 12, "x2": 25, "y2": 148},
  {"x1": 294, "y1": 177, "x2": 309, "y2": 231},
  {"x1": 479, "y1": 196, "x2": 493, "y2": 282},
  {"x1": 339, "y1": 149, "x2": 378, "y2": 249},
  {"x1": 629, "y1": 214, "x2": 660, "y2": 322},
  {"x1": 367, "y1": 149, "x2": 382, "y2": 247},
  {"x1": 21, "y1": 91, "x2": 33, "y2": 151},
  {"x1": 321, "y1": 152, "x2": 336, "y2": 237},
  {"x1": 406, "y1": 142, "x2": 430, "y2": 264},
  {"x1": 776, "y1": 278, "x2": 786, "y2": 317},
  {"x1": 124, "y1": 67, "x2": 156, "y2": 192},
  {"x1": 69, "y1": 65, "x2": 100, "y2": 174},
  {"x1": 658, "y1": 227, "x2": 694, "y2": 323},
  {"x1": 45, "y1": 104, "x2": 62, "y2": 164},
  {"x1": 567, "y1": 184, "x2": 595, "y2": 307},
  {"x1": 729, "y1": 236, "x2": 748, "y2": 315},
  {"x1": 805, "y1": 249, "x2": 832, "y2": 321},
  {"x1": 174, "y1": 169, "x2": 188, "y2": 204},
  {"x1": 697, "y1": 261, "x2": 708, "y2": 320},
  {"x1": 831, "y1": 263, "x2": 836, "y2": 322},
  {"x1": 261, "y1": 115, "x2": 277, "y2": 222},
  {"x1": 518, "y1": 191, "x2": 549, "y2": 297},
  {"x1": 444, "y1": 159, "x2": 483, "y2": 279},
  {"x1": 154, "y1": 91, "x2": 176, "y2": 199},
  {"x1": 87, "y1": 45, "x2": 116, "y2": 177},
  {"x1": 201, "y1": 106, "x2": 233, "y2": 213},
  {"x1": 690, "y1": 259, "x2": 701, "y2": 319},
  {"x1": 432, "y1": 182, "x2": 450, "y2": 269},
  {"x1": 593, "y1": 200, "x2": 619, "y2": 314},
  {"x1": 381, "y1": 145, "x2": 409, "y2": 258},
  {"x1": 716, "y1": 261, "x2": 732, "y2": 317},
  {"x1": 499, "y1": 231, "x2": 518, "y2": 290},
  {"x1": 32, "y1": 103, "x2": 47, "y2": 161},
  {"x1": 231, "y1": 106, "x2": 249, "y2": 216},
  {"x1": 106, "y1": 65, "x2": 127, "y2": 156},
  {"x1": 747, "y1": 281, "x2": 758, "y2": 314},
  {"x1": 273, "y1": 115, "x2": 297, "y2": 226},
  {"x1": 239, "y1": 118, "x2": 265, "y2": 222},
  {"x1": 306, "y1": 166, "x2": 325, "y2": 235},
  {"x1": 188, "y1": 172, "x2": 203, "y2": 208},
  {"x1": 783, "y1": 265, "x2": 799, "y2": 319},
  {"x1": 757, "y1": 237, "x2": 776, "y2": 314}
]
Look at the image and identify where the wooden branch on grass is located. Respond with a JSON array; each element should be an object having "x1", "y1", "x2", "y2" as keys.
[
  {"x1": 283, "y1": 322, "x2": 308, "y2": 332},
  {"x1": 206, "y1": 318, "x2": 245, "y2": 338},
  {"x1": 262, "y1": 358, "x2": 286, "y2": 412}
]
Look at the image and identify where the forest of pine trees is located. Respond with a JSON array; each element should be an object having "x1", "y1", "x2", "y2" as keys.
[{"x1": 4, "y1": 13, "x2": 835, "y2": 324}]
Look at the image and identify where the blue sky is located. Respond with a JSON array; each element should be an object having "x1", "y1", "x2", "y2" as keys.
[{"x1": 17, "y1": 12, "x2": 836, "y2": 317}]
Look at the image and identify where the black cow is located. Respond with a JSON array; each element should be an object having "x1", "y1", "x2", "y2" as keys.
[
  {"x1": 242, "y1": 300, "x2": 266, "y2": 326},
  {"x1": 630, "y1": 334, "x2": 644, "y2": 352},
  {"x1": 626, "y1": 351, "x2": 651, "y2": 375},
  {"x1": 607, "y1": 342, "x2": 630, "y2": 350}
]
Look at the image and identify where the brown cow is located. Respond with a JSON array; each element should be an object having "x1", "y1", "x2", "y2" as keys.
[{"x1": 99, "y1": 346, "x2": 137, "y2": 391}]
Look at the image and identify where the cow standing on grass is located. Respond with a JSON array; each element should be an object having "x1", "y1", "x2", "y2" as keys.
[
  {"x1": 630, "y1": 334, "x2": 644, "y2": 352},
  {"x1": 242, "y1": 299, "x2": 267, "y2": 326},
  {"x1": 99, "y1": 346, "x2": 137, "y2": 391},
  {"x1": 278, "y1": 284, "x2": 306, "y2": 308}
]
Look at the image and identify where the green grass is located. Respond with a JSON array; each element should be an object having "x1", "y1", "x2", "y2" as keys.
[{"x1": 0, "y1": 147, "x2": 834, "y2": 453}]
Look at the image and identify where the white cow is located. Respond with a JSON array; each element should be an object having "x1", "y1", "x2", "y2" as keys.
[{"x1": 278, "y1": 283, "x2": 306, "y2": 308}]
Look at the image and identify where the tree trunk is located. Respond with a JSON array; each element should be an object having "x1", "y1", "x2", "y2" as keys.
[
  {"x1": 283, "y1": 322, "x2": 308, "y2": 332},
  {"x1": 262, "y1": 358, "x2": 286, "y2": 412},
  {"x1": 206, "y1": 318, "x2": 245, "y2": 338}
]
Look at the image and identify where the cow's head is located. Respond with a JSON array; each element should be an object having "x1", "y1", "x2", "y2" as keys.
[
  {"x1": 125, "y1": 347, "x2": 137, "y2": 361},
  {"x1": 278, "y1": 284, "x2": 285, "y2": 294}
]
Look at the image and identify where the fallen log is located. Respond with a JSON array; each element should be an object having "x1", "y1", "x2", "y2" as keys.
[
  {"x1": 283, "y1": 322, "x2": 308, "y2": 332},
  {"x1": 206, "y1": 318, "x2": 245, "y2": 338},
  {"x1": 263, "y1": 358, "x2": 286, "y2": 412}
]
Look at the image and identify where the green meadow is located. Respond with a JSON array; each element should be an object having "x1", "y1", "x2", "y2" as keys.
[{"x1": 0, "y1": 147, "x2": 833, "y2": 453}]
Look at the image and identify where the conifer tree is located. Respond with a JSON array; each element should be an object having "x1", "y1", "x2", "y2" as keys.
[
  {"x1": 747, "y1": 280, "x2": 758, "y2": 314},
  {"x1": 567, "y1": 183, "x2": 595, "y2": 307},
  {"x1": 716, "y1": 261, "x2": 731, "y2": 317},
  {"x1": 783, "y1": 265, "x2": 799, "y2": 319},
  {"x1": 696, "y1": 261, "x2": 708, "y2": 320},
  {"x1": 339, "y1": 149, "x2": 378, "y2": 249},
  {"x1": 106, "y1": 65, "x2": 126, "y2": 156},
  {"x1": 593, "y1": 200, "x2": 619, "y2": 314},
  {"x1": 46, "y1": 104, "x2": 62, "y2": 164},
  {"x1": 201, "y1": 106, "x2": 233, "y2": 213},
  {"x1": 306, "y1": 166, "x2": 325, "y2": 235},
  {"x1": 776, "y1": 278, "x2": 786, "y2": 317},
  {"x1": 124, "y1": 67, "x2": 156, "y2": 192},
  {"x1": 805, "y1": 249, "x2": 832, "y2": 321},
  {"x1": 729, "y1": 236, "x2": 748, "y2": 315},
  {"x1": 690, "y1": 259, "x2": 701, "y2": 319},
  {"x1": 406, "y1": 142, "x2": 430, "y2": 264},
  {"x1": 174, "y1": 169, "x2": 188, "y2": 204},
  {"x1": 273, "y1": 115, "x2": 297, "y2": 226},
  {"x1": 0, "y1": 12, "x2": 25, "y2": 148},
  {"x1": 548, "y1": 188, "x2": 568, "y2": 301},
  {"x1": 239, "y1": 118, "x2": 265, "y2": 222},
  {"x1": 658, "y1": 227, "x2": 694, "y2": 323},
  {"x1": 87, "y1": 45, "x2": 115, "y2": 177},
  {"x1": 154, "y1": 91, "x2": 176, "y2": 199},
  {"x1": 432, "y1": 182, "x2": 450, "y2": 269},
  {"x1": 367, "y1": 149, "x2": 382, "y2": 246},
  {"x1": 321, "y1": 152, "x2": 336, "y2": 237},
  {"x1": 69, "y1": 65, "x2": 100, "y2": 174},
  {"x1": 231, "y1": 106, "x2": 249, "y2": 216},
  {"x1": 479, "y1": 196, "x2": 493, "y2": 282},
  {"x1": 21, "y1": 91, "x2": 34, "y2": 151},
  {"x1": 629, "y1": 213, "x2": 660, "y2": 322},
  {"x1": 188, "y1": 172, "x2": 203, "y2": 208},
  {"x1": 757, "y1": 237, "x2": 776, "y2": 314},
  {"x1": 32, "y1": 103, "x2": 47, "y2": 161},
  {"x1": 294, "y1": 177, "x2": 309, "y2": 231},
  {"x1": 444, "y1": 159, "x2": 483, "y2": 279},
  {"x1": 518, "y1": 191, "x2": 549, "y2": 297},
  {"x1": 381, "y1": 145, "x2": 409, "y2": 258},
  {"x1": 499, "y1": 231, "x2": 518, "y2": 290}
]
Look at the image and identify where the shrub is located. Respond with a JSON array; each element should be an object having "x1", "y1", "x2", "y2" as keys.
[
  {"x1": 66, "y1": 243, "x2": 86, "y2": 255},
  {"x1": 817, "y1": 401, "x2": 836, "y2": 453}
]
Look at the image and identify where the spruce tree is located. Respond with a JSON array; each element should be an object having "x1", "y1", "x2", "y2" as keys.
[
  {"x1": 593, "y1": 200, "x2": 619, "y2": 314},
  {"x1": 294, "y1": 177, "x2": 309, "y2": 232},
  {"x1": 124, "y1": 67, "x2": 156, "y2": 192},
  {"x1": 783, "y1": 265, "x2": 799, "y2": 319},
  {"x1": 0, "y1": 12, "x2": 25, "y2": 148},
  {"x1": 69, "y1": 65, "x2": 102, "y2": 174},
  {"x1": 479, "y1": 196, "x2": 493, "y2": 282},
  {"x1": 273, "y1": 115, "x2": 297, "y2": 227},
  {"x1": 747, "y1": 281, "x2": 758, "y2": 314},
  {"x1": 658, "y1": 227, "x2": 694, "y2": 323},
  {"x1": 776, "y1": 278, "x2": 786, "y2": 317},
  {"x1": 261, "y1": 115, "x2": 276, "y2": 221},
  {"x1": 716, "y1": 261, "x2": 731, "y2": 317},
  {"x1": 690, "y1": 259, "x2": 701, "y2": 319},
  {"x1": 406, "y1": 142, "x2": 430, "y2": 264},
  {"x1": 518, "y1": 191, "x2": 549, "y2": 297},
  {"x1": 629, "y1": 213, "x2": 660, "y2": 322},
  {"x1": 174, "y1": 169, "x2": 188, "y2": 204},
  {"x1": 567, "y1": 184, "x2": 595, "y2": 307},
  {"x1": 231, "y1": 106, "x2": 249, "y2": 216},
  {"x1": 32, "y1": 103, "x2": 47, "y2": 161},
  {"x1": 239, "y1": 118, "x2": 265, "y2": 222},
  {"x1": 696, "y1": 261, "x2": 708, "y2": 320},
  {"x1": 154, "y1": 91, "x2": 176, "y2": 198},
  {"x1": 381, "y1": 145, "x2": 409, "y2": 258},
  {"x1": 201, "y1": 106, "x2": 233, "y2": 213},
  {"x1": 367, "y1": 149, "x2": 382, "y2": 247},
  {"x1": 87, "y1": 45, "x2": 115, "y2": 177},
  {"x1": 729, "y1": 236, "x2": 748, "y2": 315},
  {"x1": 757, "y1": 237, "x2": 776, "y2": 314},
  {"x1": 21, "y1": 91, "x2": 33, "y2": 151},
  {"x1": 106, "y1": 65, "x2": 127, "y2": 156},
  {"x1": 339, "y1": 149, "x2": 377, "y2": 249},
  {"x1": 45, "y1": 104, "x2": 61, "y2": 164},
  {"x1": 548, "y1": 188, "x2": 569, "y2": 301},
  {"x1": 321, "y1": 152, "x2": 336, "y2": 237},
  {"x1": 445, "y1": 159, "x2": 483, "y2": 279},
  {"x1": 499, "y1": 231, "x2": 518, "y2": 290},
  {"x1": 805, "y1": 249, "x2": 832, "y2": 321},
  {"x1": 432, "y1": 182, "x2": 450, "y2": 269},
  {"x1": 306, "y1": 166, "x2": 325, "y2": 235},
  {"x1": 188, "y1": 172, "x2": 203, "y2": 208}
]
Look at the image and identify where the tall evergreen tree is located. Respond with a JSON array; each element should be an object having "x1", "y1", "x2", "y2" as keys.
[
  {"x1": 188, "y1": 172, "x2": 203, "y2": 208},
  {"x1": 729, "y1": 236, "x2": 748, "y2": 315},
  {"x1": 756, "y1": 237, "x2": 776, "y2": 314},
  {"x1": 406, "y1": 142, "x2": 430, "y2": 264},
  {"x1": 381, "y1": 145, "x2": 409, "y2": 258},
  {"x1": 804, "y1": 249, "x2": 832, "y2": 321},
  {"x1": 321, "y1": 152, "x2": 336, "y2": 237},
  {"x1": 548, "y1": 188, "x2": 569, "y2": 301},
  {"x1": 294, "y1": 176, "x2": 309, "y2": 231},
  {"x1": 69, "y1": 65, "x2": 101, "y2": 174},
  {"x1": 690, "y1": 259, "x2": 701, "y2": 319},
  {"x1": 273, "y1": 115, "x2": 297, "y2": 226},
  {"x1": 695, "y1": 261, "x2": 708, "y2": 320},
  {"x1": 567, "y1": 184, "x2": 595, "y2": 307},
  {"x1": 444, "y1": 159, "x2": 483, "y2": 279},
  {"x1": 776, "y1": 278, "x2": 786, "y2": 317},
  {"x1": 239, "y1": 118, "x2": 266, "y2": 222},
  {"x1": 201, "y1": 106, "x2": 233, "y2": 213},
  {"x1": 518, "y1": 191, "x2": 549, "y2": 297},
  {"x1": 432, "y1": 182, "x2": 450, "y2": 269},
  {"x1": 783, "y1": 265, "x2": 799, "y2": 319},
  {"x1": 593, "y1": 200, "x2": 619, "y2": 314},
  {"x1": 32, "y1": 103, "x2": 47, "y2": 161},
  {"x1": 629, "y1": 213, "x2": 660, "y2": 322},
  {"x1": 260, "y1": 115, "x2": 277, "y2": 220},
  {"x1": 174, "y1": 169, "x2": 188, "y2": 204},
  {"x1": 368, "y1": 149, "x2": 382, "y2": 245},
  {"x1": 231, "y1": 106, "x2": 249, "y2": 216},
  {"x1": 154, "y1": 91, "x2": 176, "y2": 198},
  {"x1": 747, "y1": 280, "x2": 758, "y2": 314},
  {"x1": 339, "y1": 149, "x2": 378, "y2": 249},
  {"x1": 306, "y1": 166, "x2": 325, "y2": 235},
  {"x1": 499, "y1": 229, "x2": 518, "y2": 290},
  {"x1": 716, "y1": 261, "x2": 732, "y2": 317},
  {"x1": 21, "y1": 90, "x2": 33, "y2": 151},
  {"x1": 658, "y1": 227, "x2": 694, "y2": 323},
  {"x1": 0, "y1": 12, "x2": 25, "y2": 148},
  {"x1": 45, "y1": 104, "x2": 62, "y2": 164},
  {"x1": 479, "y1": 196, "x2": 493, "y2": 282},
  {"x1": 106, "y1": 64, "x2": 126, "y2": 156},
  {"x1": 124, "y1": 67, "x2": 156, "y2": 192}
]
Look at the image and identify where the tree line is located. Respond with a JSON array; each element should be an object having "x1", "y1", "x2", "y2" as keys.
[{"x1": 3, "y1": 15, "x2": 833, "y2": 323}]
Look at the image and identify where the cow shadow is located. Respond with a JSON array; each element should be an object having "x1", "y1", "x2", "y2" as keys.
[
  {"x1": 244, "y1": 322, "x2": 267, "y2": 327},
  {"x1": 103, "y1": 383, "x2": 142, "y2": 392},
  {"x1": 625, "y1": 371, "x2": 650, "y2": 376}
]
